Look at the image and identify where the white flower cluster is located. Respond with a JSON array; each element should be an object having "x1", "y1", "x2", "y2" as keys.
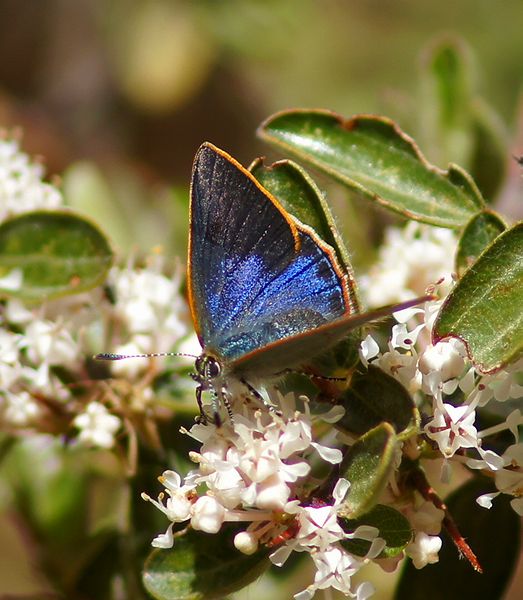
[
  {"x1": 143, "y1": 394, "x2": 384, "y2": 600},
  {"x1": 359, "y1": 219, "x2": 523, "y2": 524},
  {"x1": 105, "y1": 257, "x2": 189, "y2": 379},
  {"x1": 1, "y1": 296, "x2": 90, "y2": 428},
  {"x1": 0, "y1": 134, "x2": 97, "y2": 433},
  {"x1": 360, "y1": 290, "x2": 523, "y2": 524},
  {"x1": 0, "y1": 135, "x2": 190, "y2": 449},
  {"x1": 1, "y1": 266, "x2": 189, "y2": 446},
  {"x1": 0, "y1": 133, "x2": 62, "y2": 222},
  {"x1": 359, "y1": 222, "x2": 457, "y2": 306}
]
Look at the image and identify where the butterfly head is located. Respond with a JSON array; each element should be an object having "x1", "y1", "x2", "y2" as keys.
[{"x1": 191, "y1": 352, "x2": 239, "y2": 426}]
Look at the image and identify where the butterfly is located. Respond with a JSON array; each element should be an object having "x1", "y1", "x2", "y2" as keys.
[
  {"x1": 99, "y1": 143, "x2": 430, "y2": 423},
  {"x1": 187, "y1": 143, "x2": 427, "y2": 421}
]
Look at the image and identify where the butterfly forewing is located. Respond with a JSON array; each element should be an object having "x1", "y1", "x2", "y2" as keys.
[{"x1": 189, "y1": 143, "x2": 351, "y2": 364}]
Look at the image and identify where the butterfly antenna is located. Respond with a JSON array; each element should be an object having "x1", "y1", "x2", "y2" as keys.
[{"x1": 95, "y1": 351, "x2": 197, "y2": 361}]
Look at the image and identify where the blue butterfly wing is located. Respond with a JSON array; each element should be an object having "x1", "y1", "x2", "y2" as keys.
[{"x1": 189, "y1": 143, "x2": 350, "y2": 364}]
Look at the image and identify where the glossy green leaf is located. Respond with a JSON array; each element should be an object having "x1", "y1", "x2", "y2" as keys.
[
  {"x1": 433, "y1": 223, "x2": 523, "y2": 373},
  {"x1": 143, "y1": 528, "x2": 270, "y2": 600},
  {"x1": 250, "y1": 157, "x2": 359, "y2": 311},
  {"x1": 395, "y1": 478, "x2": 520, "y2": 600},
  {"x1": 419, "y1": 36, "x2": 473, "y2": 169},
  {"x1": 338, "y1": 422, "x2": 397, "y2": 519},
  {"x1": 259, "y1": 109, "x2": 484, "y2": 228},
  {"x1": 337, "y1": 365, "x2": 419, "y2": 439},
  {"x1": 339, "y1": 504, "x2": 412, "y2": 558},
  {"x1": 455, "y1": 211, "x2": 506, "y2": 276},
  {"x1": 0, "y1": 210, "x2": 113, "y2": 301}
]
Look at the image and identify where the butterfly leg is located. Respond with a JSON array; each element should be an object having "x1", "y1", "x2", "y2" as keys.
[
  {"x1": 219, "y1": 387, "x2": 234, "y2": 424},
  {"x1": 195, "y1": 384, "x2": 208, "y2": 425},
  {"x1": 210, "y1": 388, "x2": 223, "y2": 427}
]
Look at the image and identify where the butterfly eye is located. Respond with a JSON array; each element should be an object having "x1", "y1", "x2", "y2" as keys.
[
  {"x1": 206, "y1": 357, "x2": 221, "y2": 379},
  {"x1": 196, "y1": 355, "x2": 222, "y2": 381}
]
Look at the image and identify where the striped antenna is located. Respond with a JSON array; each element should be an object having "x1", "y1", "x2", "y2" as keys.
[{"x1": 95, "y1": 352, "x2": 197, "y2": 361}]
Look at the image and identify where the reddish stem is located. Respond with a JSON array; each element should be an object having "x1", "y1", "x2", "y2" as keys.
[{"x1": 409, "y1": 466, "x2": 483, "y2": 573}]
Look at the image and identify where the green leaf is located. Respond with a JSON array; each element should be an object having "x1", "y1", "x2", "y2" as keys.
[
  {"x1": 433, "y1": 223, "x2": 523, "y2": 373},
  {"x1": 455, "y1": 211, "x2": 506, "y2": 276},
  {"x1": 339, "y1": 504, "x2": 412, "y2": 558},
  {"x1": 309, "y1": 334, "x2": 362, "y2": 376},
  {"x1": 395, "y1": 478, "x2": 520, "y2": 600},
  {"x1": 469, "y1": 100, "x2": 509, "y2": 201},
  {"x1": 0, "y1": 210, "x2": 113, "y2": 301},
  {"x1": 142, "y1": 527, "x2": 270, "y2": 600},
  {"x1": 258, "y1": 109, "x2": 484, "y2": 228},
  {"x1": 337, "y1": 422, "x2": 397, "y2": 519},
  {"x1": 249, "y1": 157, "x2": 359, "y2": 311},
  {"x1": 419, "y1": 36, "x2": 474, "y2": 169},
  {"x1": 337, "y1": 365, "x2": 419, "y2": 440}
]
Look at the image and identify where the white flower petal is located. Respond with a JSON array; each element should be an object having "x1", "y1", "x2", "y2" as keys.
[{"x1": 310, "y1": 442, "x2": 342, "y2": 464}]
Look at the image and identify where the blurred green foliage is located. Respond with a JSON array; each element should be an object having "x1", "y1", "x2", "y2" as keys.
[
  {"x1": 0, "y1": 0, "x2": 521, "y2": 180},
  {"x1": 1, "y1": 0, "x2": 520, "y2": 266}
]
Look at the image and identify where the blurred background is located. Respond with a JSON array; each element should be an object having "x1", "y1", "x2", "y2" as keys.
[
  {"x1": 0, "y1": 0, "x2": 522, "y2": 263},
  {"x1": 0, "y1": 0, "x2": 523, "y2": 249},
  {"x1": 0, "y1": 0, "x2": 522, "y2": 598},
  {"x1": 1, "y1": 0, "x2": 522, "y2": 172}
]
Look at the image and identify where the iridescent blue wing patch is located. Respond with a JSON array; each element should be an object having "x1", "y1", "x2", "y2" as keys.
[{"x1": 188, "y1": 143, "x2": 351, "y2": 367}]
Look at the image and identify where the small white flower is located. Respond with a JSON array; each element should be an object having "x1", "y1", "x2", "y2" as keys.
[
  {"x1": 476, "y1": 358, "x2": 523, "y2": 406},
  {"x1": 159, "y1": 470, "x2": 196, "y2": 521},
  {"x1": 293, "y1": 479, "x2": 350, "y2": 551},
  {"x1": 141, "y1": 470, "x2": 198, "y2": 546},
  {"x1": 391, "y1": 323, "x2": 419, "y2": 350},
  {"x1": 110, "y1": 263, "x2": 187, "y2": 335},
  {"x1": 407, "y1": 501, "x2": 444, "y2": 536},
  {"x1": 475, "y1": 444, "x2": 523, "y2": 514},
  {"x1": 234, "y1": 530, "x2": 259, "y2": 555},
  {"x1": 23, "y1": 319, "x2": 80, "y2": 367},
  {"x1": 406, "y1": 532, "x2": 442, "y2": 568},
  {"x1": 295, "y1": 546, "x2": 368, "y2": 600},
  {"x1": 190, "y1": 495, "x2": 226, "y2": 533},
  {"x1": 73, "y1": 402, "x2": 121, "y2": 449},
  {"x1": 418, "y1": 340, "x2": 466, "y2": 387},
  {"x1": 424, "y1": 401, "x2": 479, "y2": 458},
  {"x1": 1, "y1": 390, "x2": 41, "y2": 426},
  {"x1": 375, "y1": 348, "x2": 420, "y2": 392}
]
